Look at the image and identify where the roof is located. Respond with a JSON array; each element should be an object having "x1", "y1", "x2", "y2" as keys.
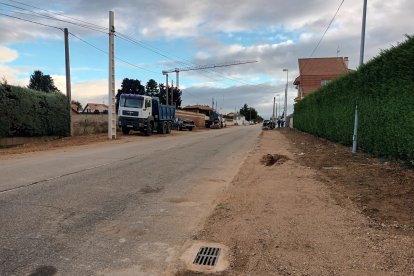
[
  {"x1": 182, "y1": 105, "x2": 213, "y2": 111},
  {"x1": 71, "y1": 104, "x2": 79, "y2": 113},
  {"x1": 84, "y1": 103, "x2": 108, "y2": 110},
  {"x1": 298, "y1": 57, "x2": 349, "y2": 76}
]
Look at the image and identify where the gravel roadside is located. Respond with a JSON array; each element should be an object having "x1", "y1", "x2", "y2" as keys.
[{"x1": 178, "y1": 129, "x2": 413, "y2": 275}]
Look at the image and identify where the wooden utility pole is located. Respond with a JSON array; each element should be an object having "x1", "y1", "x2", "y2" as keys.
[{"x1": 64, "y1": 28, "x2": 72, "y2": 136}]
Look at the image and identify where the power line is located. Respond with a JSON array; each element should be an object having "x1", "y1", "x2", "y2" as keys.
[
  {"x1": 0, "y1": 11, "x2": 62, "y2": 30},
  {"x1": 309, "y1": 0, "x2": 345, "y2": 57},
  {"x1": 0, "y1": 11, "x2": 160, "y2": 75},
  {"x1": 7, "y1": 0, "x2": 107, "y2": 31},
  {"x1": 0, "y1": 2, "x2": 108, "y2": 34},
  {"x1": 3, "y1": 0, "x2": 260, "y2": 86},
  {"x1": 116, "y1": 32, "x2": 255, "y2": 85},
  {"x1": 68, "y1": 32, "x2": 159, "y2": 75}
]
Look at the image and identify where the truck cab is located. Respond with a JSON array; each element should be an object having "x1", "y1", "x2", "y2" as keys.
[{"x1": 118, "y1": 94, "x2": 154, "y2": 135}]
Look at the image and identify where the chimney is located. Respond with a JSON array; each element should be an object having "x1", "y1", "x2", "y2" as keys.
[{"x1": 343, "y1": 56, "x2": 349, "y2": 68}]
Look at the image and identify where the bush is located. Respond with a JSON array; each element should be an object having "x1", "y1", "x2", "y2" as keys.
[
  {"x1": 0, "y1": 84, "x2": 69, "y2": 137},
  {"x1": 294, "y1": 35, "x2": 414, "y2": 161}
]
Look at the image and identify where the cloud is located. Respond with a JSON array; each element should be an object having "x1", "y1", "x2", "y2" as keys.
[
  {"x1": 0, "y1": 46, "x2": 18, "y2": 63},
  {"x1": 0, "y1": 0, "x2": 412, "y2": 118}
]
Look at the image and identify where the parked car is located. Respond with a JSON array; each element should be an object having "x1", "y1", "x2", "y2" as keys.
[{"x1": 175, "y1": 117, "x2": 196, "y2": 131}]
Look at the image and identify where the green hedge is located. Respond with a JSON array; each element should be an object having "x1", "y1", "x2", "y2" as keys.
[
  {"x1": 0, "y1": 84, "x2": 69, "y2": 137},
  {"x1": 294, "y1": 35, "x2": 414, "y2": 161}
]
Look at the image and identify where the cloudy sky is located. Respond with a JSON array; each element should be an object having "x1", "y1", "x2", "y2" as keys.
[{"x1": 0, "y1": 0, "x2": 412, "y2": 118}]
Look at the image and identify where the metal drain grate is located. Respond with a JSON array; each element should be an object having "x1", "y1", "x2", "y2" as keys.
[{"x1": 193, "y1": 246, "x2": 221, "y2": 266}]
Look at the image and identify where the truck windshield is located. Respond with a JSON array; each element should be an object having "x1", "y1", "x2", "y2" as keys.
[{"x1": 120, "y1": 97, "x2": 143, "y2": 108}]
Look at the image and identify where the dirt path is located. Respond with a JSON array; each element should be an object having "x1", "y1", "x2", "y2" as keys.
[{"x1": 181, "y1": 129, "x2": 413, "y2": 275}]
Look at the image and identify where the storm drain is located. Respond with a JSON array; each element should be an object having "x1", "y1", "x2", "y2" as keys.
[{"x1": 193, "y1": 246, "x2": 221, "y2": 266}]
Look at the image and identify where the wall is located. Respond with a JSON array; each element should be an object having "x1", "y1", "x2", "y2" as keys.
[
  {"x1": 72, "y1": 113, "x2": 108, "y2": 135},
  {"x1": 176, "y1": 110, "x2": 206, "y2": 128}
]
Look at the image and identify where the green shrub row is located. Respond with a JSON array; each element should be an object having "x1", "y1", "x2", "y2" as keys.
[
  {"x1": 294, "y1": 35, "x2": 414, "y2": 161},
  {"x1": 0, "y1": 84, "x2": 69, "y2": 137}
]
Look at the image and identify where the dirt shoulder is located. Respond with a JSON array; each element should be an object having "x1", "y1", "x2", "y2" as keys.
[{"x1": 179, "y1": 129, "x2": 413, "y2": 275}]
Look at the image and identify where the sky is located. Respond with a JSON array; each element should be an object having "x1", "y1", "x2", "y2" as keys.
[{"x1": 0, "y1": 0, "x2": 412, "y2": 119}]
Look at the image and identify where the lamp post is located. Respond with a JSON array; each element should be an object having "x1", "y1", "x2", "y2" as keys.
[{"x1": 282, "y1": 69, "x2": 288, "y2": 127}]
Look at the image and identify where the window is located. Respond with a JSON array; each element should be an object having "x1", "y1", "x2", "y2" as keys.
[
  {"x1": 321, "y1": 80, "x2": 332, "y2": 86},
  {"x1": 145, "y1": 99, "x2": 151, "y2": 108},
  {"x1": 120, "y1": 97, "x2": 143, "y2": 108}
]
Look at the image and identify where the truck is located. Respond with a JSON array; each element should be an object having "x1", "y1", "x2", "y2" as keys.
[
  {"x1": 118, "y1": 94, "x2": 176, "y2": 136},
  {"x1": 206, "y1": 111, "x2": 225, "y2": 129}
]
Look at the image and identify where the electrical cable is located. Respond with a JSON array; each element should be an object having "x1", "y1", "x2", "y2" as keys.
[
  {"x1": 0, "y1": 2, "x2": 108, "y2": 34},
  {"x1": 3, "y1": 0, "x2": 260, "y2": 86},
  {"x1": 68, "y1": 32, "x2": 159, "y2": 75},
  {"x1": 7, "y1": 0, "x2": 107, "y2": 31},
  {"x1": 0, "y1": 11, "x2": 62, "y2": 30}
]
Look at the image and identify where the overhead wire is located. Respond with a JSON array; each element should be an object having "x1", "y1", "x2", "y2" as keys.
[
  {"x1": 68, "y1": 32, "x2": 159, "y2": 75},
  {"x1": 1, "y1": 0, "x2": 272, "y2": 100},
  {"x1": 0, "y1": 2, "x2": 108, "y2": 34},
  {"x1": 0, "y1": 11, "x2": 62, "y2": 30},
  {"x1": 295, "y1": 0, "x2": 346, "y2": 98},
  {"x1": 309, "y1": 0, "x2": 345, "y2": 57},
  {"x1": 7, "y1": 0, "x2": 107, "y2": 31},
  {"x1": 4, "y1": 0, "x2": 262, "y2": 87}
]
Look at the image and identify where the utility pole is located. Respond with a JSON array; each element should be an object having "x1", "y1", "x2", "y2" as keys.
[
  {"x1": 164, "y1": 73, "x2": 169, "y2": 105},
  {"x1": 64, "y1": 28, "x2": 72, "y2": 136},
  {"x1": 171, "y1": 79, "x2": 174, "y2": 106},
  {"x1": 353, "y1": 0, "x2": 368, "y2": 153},
  {"x1": 108, "y1": 11, "x2": 116, "y2": 140},
  {"x1": 283, "y1": 69, "x2": 289, "y2": 126},
  {"x1": 272, "y1": 97, "x2": 276, "y2": 126}
]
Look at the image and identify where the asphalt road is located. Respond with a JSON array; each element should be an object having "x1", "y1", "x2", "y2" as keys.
[{"x1": 0, "y1": 126, "x2": 260, "y2": 276}]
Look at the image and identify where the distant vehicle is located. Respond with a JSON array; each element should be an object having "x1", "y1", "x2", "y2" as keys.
[
  {"x1": 249, "y1": 121, "x2": 255, "y2": 125},
  {"x1": 175, "y1": 117, "x2": 196, "y2": 131},
  {"x1": 118, "y1": 94, "x2": 175, "y2": 135},
  {"x1": 205, "y1": 111, "x2": 224, "y2": 128},
  {"x1": 262, "y1": 120, "x2": 274, "y2": 130}
]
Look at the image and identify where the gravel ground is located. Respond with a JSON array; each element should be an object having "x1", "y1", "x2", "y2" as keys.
[{"x1": 177, "y1": 129, "x2": 413, "y2": 275}]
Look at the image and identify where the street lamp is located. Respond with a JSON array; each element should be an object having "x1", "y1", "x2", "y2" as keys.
[{"x1": 282, "y1": 69, "x2": 288, "y2": 127}]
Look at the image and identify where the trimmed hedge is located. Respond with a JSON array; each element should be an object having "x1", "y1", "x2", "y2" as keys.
[
  {"x1": 294, "y1": 35, "x2": 414, "y2": 161},
  {"x1": 0, "y1": 84, "x2": 69, "y2": 137}
]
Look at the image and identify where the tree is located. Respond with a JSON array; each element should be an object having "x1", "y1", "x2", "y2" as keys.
[
  {"x1": 117, "y1": 78, "x2": 145, "y2": 95},
  {"x1": 71, "y1": 100, "x2": 83, "y2": 112},
  {"x1": 239, "y1": 104, "x2": 258, "y2": 121},
  {"x1": 157, "y1": 83, "x2": 182, "y2": 108},
  {"x1": 28, "y1": 70, "x2": 60, "y2": 93},
  {"x1": 115, "y1": 78, "x2": 145, "y2": 112},
  {"x1": 145, "y1": 79, "x2": 159, "y2": 97}
]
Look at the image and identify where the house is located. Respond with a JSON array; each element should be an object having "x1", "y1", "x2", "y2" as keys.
[
  {"x1": 71, "y1": 104, "x2": 79, "y2": 115},
  {"x1": 293, "y1": 57, "x2": 351, "y2": 102},
  {"x1": 234, "y1": 115, "x2": 246, "y2": 126},
  {"x1": 83, "y1": 103, "x2": 108, "y2": 114}
]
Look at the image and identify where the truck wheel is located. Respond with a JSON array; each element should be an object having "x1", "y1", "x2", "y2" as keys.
[
  {"x1": 122, "y1": 126, "x2": 129, "y2": 135},
  {"x1": 145, "y1": 123, "x2": 153, "y2": 136},
  {"x1": 166, "y1": 122, "x2": 171, "y2": 134},
  {"x1": 189, "y1": 127, "x2": 193, "y2": 131},
  {"x1": 162, "y1": 122, "x2": 167, "y2": 134}
]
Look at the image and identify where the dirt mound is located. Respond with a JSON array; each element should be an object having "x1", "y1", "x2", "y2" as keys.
[{"x1": 260, "y1": 153, "x2": 288, "y2": 166}]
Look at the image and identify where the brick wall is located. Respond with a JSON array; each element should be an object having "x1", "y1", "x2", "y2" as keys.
[{"x1": 176, "y1": 110, "x2": 206, "y2": 128}]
